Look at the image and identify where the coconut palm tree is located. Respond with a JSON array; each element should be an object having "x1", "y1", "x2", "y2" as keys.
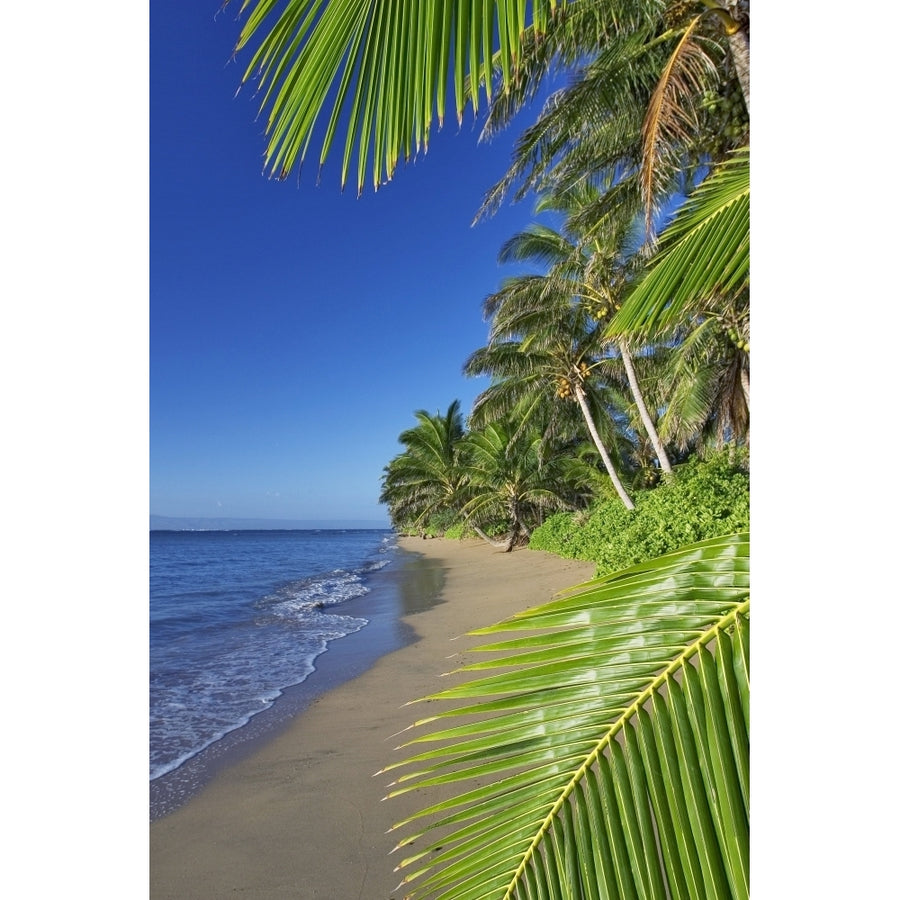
[
  {"x1": 380, "y1": 400, "x2": 553, "y2": 548},
  {"x1": 379, "y1": 400, "x2": 469, "y2": 534},
  {"x1": 477, "y1": 1, "x2": 748, "y2": 232},
  {"x1": 464, "y1": 271, "x2": 637, "y2": 510},
  {"x1": 471, "y1": 9, "x2": 751, "y2": 448},
  {"x1": 498, "y1": 185, "x2": 676, "y2": 475},
  {"x1": 460, "y1": 417, "x2": 578, "y2": 551},
  {"x1": 652, "y1": 290, "x2": 749, "y2": 451}
]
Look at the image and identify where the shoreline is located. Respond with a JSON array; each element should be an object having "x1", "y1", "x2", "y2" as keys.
[
  {"x1": 150, "y1": 542, "x2": 446, "y2": 821},
  {"x1": 149, "y1": 537, "x2": 596, "y2": 899}
]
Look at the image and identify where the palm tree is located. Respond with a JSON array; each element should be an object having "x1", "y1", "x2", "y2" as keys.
[
  {"x1": 654, "y1": 291, "x2": 749, "y2": 451},
  {"x1": 464, "y1": 271, "x2": 637, "y2": 510},
  {"x1": 460, "y1": 417, "x2": 577, "y2": 551},
  {"x1": 471, "y1": 10, "x2": 751, "y2": 452},
  {"x1": 379, "y1": 400, "x2": 468, "y2": 535},
  {"x1": 499, "y1": 185, "x2": 676, "y2": 475},
  {"x1": 382, "y1": 532, "x2": 750, "y2": 899}
]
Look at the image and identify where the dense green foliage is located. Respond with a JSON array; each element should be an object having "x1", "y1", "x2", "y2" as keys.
[
  {"x1": 379, "y1": 402, "x2": 468, "y2": 537},
  {"x1": 383, "y1": 400, "x2": 584, "y2": 549},
  {"x1": 441, "y1": 522, "x2": 468, "y2": 540},
  {"x1": 529, "y1": 449, "x2": 748, "y2": 575}
]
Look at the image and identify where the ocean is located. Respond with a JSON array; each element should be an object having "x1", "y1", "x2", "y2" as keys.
[{"x1": 150, "y1": 528, "x2": 444, "y2": 820}]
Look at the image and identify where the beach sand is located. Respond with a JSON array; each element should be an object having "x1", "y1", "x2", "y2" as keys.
[{"x1": 149, "y1": 537, "x2": 596, "y2": 899}]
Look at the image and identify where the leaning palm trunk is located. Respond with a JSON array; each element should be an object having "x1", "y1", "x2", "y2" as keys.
[
  {"x1": 619, "y1": 341, "x2": 673, "y2": 475},
  {"x1": 468, "y1": 522, "x2": 509, "y2": 550},
  {"x1": 502, "y1": 501, "x2": 533, "y2": 552},
  {"x1": 572, "y1": 381, "x2": 635, "y2": 510}
]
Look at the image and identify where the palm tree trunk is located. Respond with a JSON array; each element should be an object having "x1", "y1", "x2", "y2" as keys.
[
  {"x1": 572, "y1": 382, "x2": 635, "y2": 510},
  {"x1": 740, "y1": 364, "x2": 750, "y2": 447},
  {"x1": 705, "y1": 2, "x2": 749, "y2": 113},
  {"x1": 728, "y1": 28, "x2": 750, "y2": 114},
  {"x1": 618, "y1": 342, "x2": 673, "y2": 476},
  {"x1": 469, "y1": 522, "x2": 509, "y2": 549},
  {"x1": 504, "y1": 499, "x2": 520, "y2": 552}
]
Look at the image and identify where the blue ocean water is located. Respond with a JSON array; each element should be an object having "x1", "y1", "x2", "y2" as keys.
[{"x1": 150, "y1": 529, "x2": 397, "y2": 783}]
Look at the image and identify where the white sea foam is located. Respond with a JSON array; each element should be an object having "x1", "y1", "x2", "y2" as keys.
[{"x1": 150, "y1": 530, "x2": 393, "y2": 783}]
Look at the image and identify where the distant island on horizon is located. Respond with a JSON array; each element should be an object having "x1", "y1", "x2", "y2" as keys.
[{"x1": 150, "y1": 515, "x2": 392, "y2": 532}]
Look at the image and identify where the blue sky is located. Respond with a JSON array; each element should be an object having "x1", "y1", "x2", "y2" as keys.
[{"x1": 149, "y1": 1, "x2": 568, "y2": 525}]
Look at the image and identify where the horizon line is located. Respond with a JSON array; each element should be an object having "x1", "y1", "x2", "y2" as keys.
[{"x1": 150, "y1": 514, "x2": 391, "y2": 529}]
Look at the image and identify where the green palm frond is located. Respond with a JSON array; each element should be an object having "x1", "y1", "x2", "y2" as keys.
[
  {"x1": 610, "y1": 147, "x2": 749, "y2": 337},
  {"x1": 498, "y1": 223, "x2": 580, "y2": 270},
  {"x1": 383, "y1": 532, "x2": 749, "y2": 899},
  {"x1": 656, "y1": 314, "x2": 749, "y2": 450},
  {"x1": 479, "y1": 0, "x2": 675, "y2": 134},
  {"x1": 478, "y1": 22, "x2": 663, "y2": 218},
  {"x1": 482, "y1": 274, "x2": 566, "y2": 329},
  {"x1": 228, "y1": 0, "x2": 563, "y2": 193}
]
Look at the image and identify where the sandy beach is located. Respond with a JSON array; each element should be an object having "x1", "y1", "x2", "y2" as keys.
[{"x1": 149, "y1": 537, "x2": 596, "y2": 899}]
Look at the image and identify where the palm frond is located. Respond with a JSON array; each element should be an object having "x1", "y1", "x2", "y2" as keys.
[
  {"x1": 228, "y1": 0, "x2": 562, "y2": 193},
  {"x1": 497, "y1": 223, "x2": 580, "y2": 270},
  {"x1": 477, "y1": 22, "x2": 664, "y2": 219},
  {"x1": 640, "y1": 15, "x2": 719, "y2": 234},
  {"x1": 610, "y1": 147, "x2": 749, "y2": 337},
  {"x1": 383, "y1": 532, "x2": 750, "y2": 899},
  {"x1": 478, "y1": 1, "x2": 673, "y2": 143},
  {"x1": 655, "y1": 315, "x2": 748, "y2": 449}
]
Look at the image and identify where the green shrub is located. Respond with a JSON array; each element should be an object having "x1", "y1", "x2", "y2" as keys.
[
  {"x1": 443, "y1": 522, "x2": 467, "y2": 540},
  {"x1": 529, "y1": 449, "x2": 749, "y2": 576}
]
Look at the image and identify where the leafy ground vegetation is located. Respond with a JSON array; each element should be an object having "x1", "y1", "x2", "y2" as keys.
[{"x1": 529, "y1": 449, "x2": 749, "y2": 575}]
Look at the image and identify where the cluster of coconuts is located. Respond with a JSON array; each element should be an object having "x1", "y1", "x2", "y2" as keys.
[
  {"x1": 556, "y1": 362, "x2": 592, "y2": 399},
  {"x1": 585, "y1": 299, "x2": 621, "y2": 320},
  {"x1": 702, "y1": 82, "x2": 749, "y2": 151},
  {"x1": 663, "y1": 0, "x2": 696, "y2": 29},
  {"x1": 724, "y1": 326, "x2": 750, "y2": 354}
]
